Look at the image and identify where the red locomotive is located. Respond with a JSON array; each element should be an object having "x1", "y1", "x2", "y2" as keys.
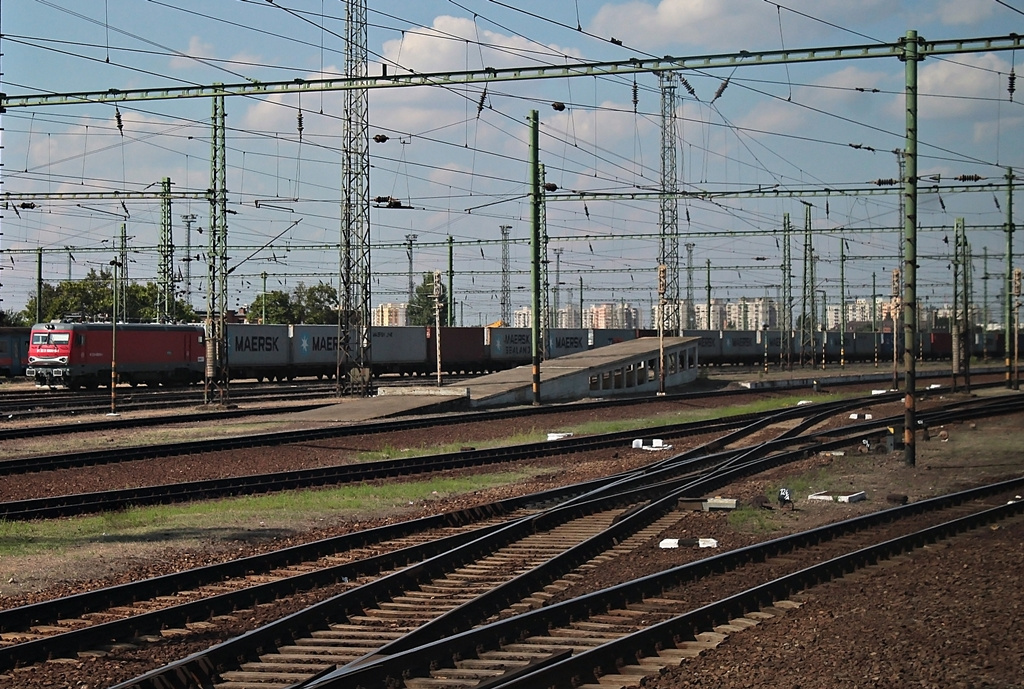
[{"x1": 27, "y1": 322, "x2": 205, "y2": 389}]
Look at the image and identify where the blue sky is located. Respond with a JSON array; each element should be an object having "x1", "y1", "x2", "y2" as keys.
[{"x1": 2, "y1": 1, "x2": 1022, "y2": 325}]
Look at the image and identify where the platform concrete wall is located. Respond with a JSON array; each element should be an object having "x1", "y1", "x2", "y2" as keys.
[{"x1": 469, "y1": 338, "x2": 699, "y2": 408}]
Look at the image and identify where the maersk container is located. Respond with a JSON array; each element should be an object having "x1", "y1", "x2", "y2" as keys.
[
  {"x1": 683, "y1": 329, "x2": 723, "y2": 365},
  {"x1": 290, "y1": 324, "x2": 356, "y2": 379},
  {"x1": 224, "y1": 323, "x2": 290, "y2": 380},
  {"x1": 489, "y1": 328, "x2": 533, "y2": 364},
  {"x1": 545, "y1": 328, "x2": 591, "y2": 358},
  {"x1": 592, "y1": 328, "x2": 638, "y2": 348},
  {"x1": 428, "y1": 327, "x2": 487, "y2": 374},
  {"x1": 371, "y1": 327, "x2": 429, "y2": 374},
  {"x1": 721, "y1": 330, "x2": 761, "y2": 364}
]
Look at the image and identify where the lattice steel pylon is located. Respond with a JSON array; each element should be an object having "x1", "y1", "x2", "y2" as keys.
[
  {"x1": 800, "y1": 204, "x2": 816, "y2": 366},
  {"x1": 952, "y1": 217, "x2": 971, "y2": 390},
  {"x1": 659, "y1": 73, "x2": 680, "y2": 336},
  {"x1": 206, "y1": 93, "x2": 229, "y2": 405},
  {"x1": 339, "y1": 0, "x2": 372, "y2": 395},
  {"x1": 782, "y1": 212, "x2": 793, "y2": 368},
  {"x1": 685, "y1": 242, "x2": 696, "y2": 329},
  {"x1": 500, "y1": 225, "x2": 512, "y2": 326},
  {"x1": 540, "y1": 165, "x2": 550, "y2": 341},
  {"x1": 157, "y1": 177, "x2": 174, "y2": 322}
]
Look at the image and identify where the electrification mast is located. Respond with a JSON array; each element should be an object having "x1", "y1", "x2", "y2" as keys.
[
  {"x1": 659, "y1": 73, "x2": 681, "y2": 336},
  {"x1": 685, "y1": 242, "x2": 696, "y2": 329},
  {"x1": 800, "y1": 204, "x2": 815, "y2": 366},
  {"x1": 782, "y1": 212, "x2": 793, "y2": 368},
  {"x1": 157, "y1": 177, "x2": 174, "y2": 322},
  {"x1": 339, "y1": 0, "x2": 371, "y2": 395},
  {"x1": 500, "y1": 225, "x2": 512, "y2": 326},
  {"x1": 206, "y1": 93, "x2": 229, "y2": 405}
]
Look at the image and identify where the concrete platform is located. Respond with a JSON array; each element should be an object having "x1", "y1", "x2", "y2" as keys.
[
  {"x1": 286, "y1": 392, "x2": 467, "y2": 423},
  {"x1": 377, "y1": 336, "x2": 699, "y2": 409},
  {"x1": 295, "y1": 336, "x2": 700, "y2": 422},
  {"x1": 464, "y1": 336, "x2": 699, "y2": 407}
]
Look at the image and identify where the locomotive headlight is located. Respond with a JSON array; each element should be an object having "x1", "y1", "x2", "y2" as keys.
[{"x1": 59, "y1": 357, "x2": 68, "y2": 364}]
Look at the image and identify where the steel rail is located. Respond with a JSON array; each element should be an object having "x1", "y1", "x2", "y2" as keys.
[
  {"x1": 305, "y1": 476, "x2": 1024, "y2": 689},
  {"x1": 0, "y1": 395, "x2": 893, "y2": 519},
  {"x1": 101, "y1": 415, "x2": 855, "y2": 689},
  {"x1": 27, "y1": 396, "x2": 1020, "y2": 688},
  {"x1": 0, "y1": 381, "x2": 762, "y2": 442},
  {"x1": 0, "y1": 397, "x2": 871, "y2": 674}
]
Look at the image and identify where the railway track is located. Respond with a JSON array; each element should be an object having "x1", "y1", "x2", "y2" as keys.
[
  {"x1": 0, "y1": 394, "x2": 895, "y2": 519},
  {"x1": 319, "y1": 479, "x2": 1024, "y2": 689},
  {"x1": 106, "y1": 428, "x2": 1024, "y2": 689},
  {"x1": 0, "y1": 380, "x2": 753, "y2": 443},
  {"x1": 2, "y1": 396, "x2": 1020, "y2": 689},
  {"x1": 0, "y1": 398, "x2": 873, "y2": 677},
  {"x1": 0, "y1": 365, "x2": 1004, "y2": 428},
  {"x1": 0, "y1": 374, "x2": 487, "y2": 419},
  {"x1": 0, "y1": 380, "x2": 341, "y2": 418}
]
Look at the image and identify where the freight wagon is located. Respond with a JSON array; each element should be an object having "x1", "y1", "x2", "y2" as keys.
[{"x1": 0, "y1": 327, "x2": 30, "y2": 378}]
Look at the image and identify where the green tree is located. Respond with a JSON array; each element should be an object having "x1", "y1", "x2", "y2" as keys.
[
  {"x1": 23, "y1": 269, "x2": 112, "y2": 322},
  {"x1": 292, "y1": 282, "x2": 338, "y2": 324},
  {"x1": 246, "y1": 290, "x2": 295, "y2": 324},
  {"x1": 406, "y1": 272, "x2": 447, "y2": 326},
  {"x1": 20, "y1": 269, "x2": 197, "y2": 323},
  {"x1": 0, "y1": 310, "x2": 28, "y2": 327}
]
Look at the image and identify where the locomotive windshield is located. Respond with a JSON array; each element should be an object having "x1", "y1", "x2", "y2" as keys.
[{"x1": 32, "y1": 332, "x2": 70, "y2": 345}]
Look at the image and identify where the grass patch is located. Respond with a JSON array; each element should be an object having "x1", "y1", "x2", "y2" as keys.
[
  {"x1": 357, "y1": 394, "x2": 853, "y2": 462},
  {"x1": 355, "y1": 431, "x2": 546, "y2": 462},
  {"x1": 727, "y1": 505, "x2": 780, "y2": 534},
  {"x1": 0, "y1": 469, "x2": 542, "y2": 557}
]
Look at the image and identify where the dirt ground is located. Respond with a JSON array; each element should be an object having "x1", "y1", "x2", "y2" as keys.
[
  {"x1": 0, "y1": 386, "x2": 1022, "y2": 689},
  {"x1": 0, "y1": 389, "x2": 1020, "y2": 607}
]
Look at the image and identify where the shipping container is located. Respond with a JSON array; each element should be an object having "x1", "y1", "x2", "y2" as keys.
[
  {"x1": 545, "y1": 328, "x2": 591, "y2": 358},
  {"x1": 371, "y1": 327, "x2": 429, "y2": 374},
  {"x1": 428, "y1": 327, "x2": 488, "y2": 374},
  {"x1": 489, "y1": 328, "x2": 533, "y2": 363},
  {"x1": 225, "y1": 323, "x2": 291, "y2": 380}
]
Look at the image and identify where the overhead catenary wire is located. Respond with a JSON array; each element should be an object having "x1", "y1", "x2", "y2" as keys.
[{"x1": 5, "y1": 4, "x2": 1021, "y2": 322}]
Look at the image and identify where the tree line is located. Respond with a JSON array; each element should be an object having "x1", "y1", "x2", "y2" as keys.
[{"x1": 1, "y1": 271, "x2": 447, "y2": 327}]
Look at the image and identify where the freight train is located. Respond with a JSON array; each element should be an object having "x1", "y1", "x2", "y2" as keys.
[
  {"x1": 685, "y1": 328, "x2": 1010, "y2": 366},
  {"x1": 24, "y1": 323, "x2": 644, "y2": 388},
  {"x1": 22, "y1": 321, "x2": 1022, "y2": 389}
]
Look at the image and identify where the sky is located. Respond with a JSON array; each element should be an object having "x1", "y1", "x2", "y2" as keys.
[{"x1": 1, "y1": 0, "x2": 1023, "y2": 326}]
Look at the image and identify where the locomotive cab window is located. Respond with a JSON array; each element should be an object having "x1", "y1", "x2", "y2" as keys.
[
  {"x1": 32, "y1": 333, "x2": 49, "y2": 345},
  {"x1": 75, "y1": 335, "x2": 85, "y2": 346},
  {"x1": 51, "y1": 333, "x2": 71, "y2": 345}
]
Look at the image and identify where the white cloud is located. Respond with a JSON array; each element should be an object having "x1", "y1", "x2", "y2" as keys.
[
  {"x1": 973, "y1": 116, "x2": 1024, "y2": 145},
  {"x1": 917, "y1": 52, "x2": 1010, "y2": 119},
  {"x1": 169, "y1": 36, "x2": 218, "y2": 71},
  {"x1": 588, "y1": 0, "x2": 893, "y2": 52},
  {"x1": 381, "y1": 15, "x2": 582, "y2": 76}
]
